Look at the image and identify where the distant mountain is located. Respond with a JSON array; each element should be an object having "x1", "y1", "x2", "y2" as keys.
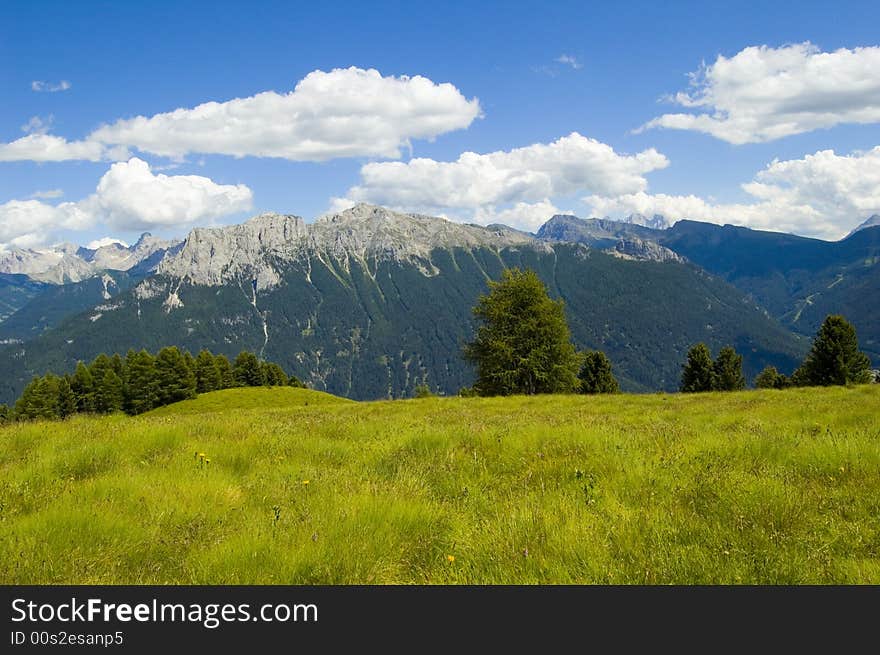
[
  {"x1": 536, "y1": 213, "x2": 880, "y2": 363},
  {"x1": 623, "y1": 212, "x2": 671, "y2": 230},
  {"x1": 0, "y1": 274, "x2": 48, "y2": 325},
  {"x1": 0, "y1": 233, "x2": 182, "y2": 284},
  {"x1": 657, "y1": 220, "x2": 880, "y2": 361},
  {"x1": 846, "y1": 214, "x2": 880, "y2": 239},
  {"x1": 537, "y1": 214, "x2": 681, "y2": 262},
  {"x1": 0, "y1": 270, "x2": 141, "y2": 343},
  {"x1": 0, "y1": 205, "x2": 804, "y2": 403}
]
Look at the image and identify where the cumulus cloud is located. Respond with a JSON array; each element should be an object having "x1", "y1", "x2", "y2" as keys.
[
  {"x1": 3, "y1": 68, "x2": 479, "y2": 163},
  {"x1": 86, "y1": 67, "x2": 481, "y2": 161},
  {"x1": 0, "y1": 158, "x2": 253, "y2": 247},
  {"x1": 585, "y1": 146, "x2": 880, "y2": 239},
  {"x1": 556, "y1": 54, "x2": 583, "y2": 70},
  {"x1": 31, "y1": 80, "x2": 71, "y2": 93},
  {"x1": 335, "y1": 132, "x2": 668, "y2": 230},
  {"x1": 0, "y1": 200, "x2": 92, "y2": 248},
  {"x1": 472, "y1": 200, "x2": 564, "y2": 231},
  {"x1": 638, "y1": 43, "x2": 880, "y2": 143},
  {"x1": 87, "y1": 158, "x2": 253, "y2": 230},
  {"x1": 0, "y1": 133, "x2": 111, "y2": 162},
  {"x1": 86, "y1": 237, "x2": 129, "y2": 249}
]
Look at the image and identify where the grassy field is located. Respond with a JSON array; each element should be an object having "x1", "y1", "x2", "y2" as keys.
[{"x1": 1, "y1": 385, "x2": 878, "y2": 584}]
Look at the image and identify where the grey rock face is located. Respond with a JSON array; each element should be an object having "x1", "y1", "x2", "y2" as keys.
[
  {"x1": 610, "y1": 237, "x2": 685, "y2": 263},
  {"x1": 0, "y1": 233, "x2": 181, "y2": 284},
  {"x1": 156, "y1": 203, "x2": 542, "y2": 288}
]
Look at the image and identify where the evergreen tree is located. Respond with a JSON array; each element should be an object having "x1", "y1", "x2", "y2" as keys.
[
  {"x1": 0, "y1": 404, "x2": 10, "y2": 424},
  {"x1": 155, "y1": 346, "x2": 197, "y2": 406},
  {"x1": 124, "y1": 349, "x2": 159, "y2": 415},
  {"x1": 463, "y1": 268, "x2": 580, "y2": 396},
  {"x1": 794, "y1": 315, "x2": 872, "y2": 386},
  {"x1": 215, "y1": 354, "x2": 235, "y2": 389},
  {"x1": 578, "y1": 350, "x2": 620, "y2": 394},
  {"x1": 680, "y1": 343, "x2": 715, "y2": 392},
  {"x1": 183, "y1": 350, "x2": 196, "y2": 377},
  {"x1": 89, "y1": 354, "x2": 114, "y2": 389},
  {"x1": 233, "y1": 351, "x2": 265, "y2": 387},
  {"x1": 261, "y1": 361, "x2": 288, "y2": 386},
  {"x1": 57, "y1": 376, "x2": 77, "y2": 418},
  {"x1": 755, "y1": 365, "x2": 790, "y2": 389},
  {"x1": 712, "y1": 346, "x2": 746, "y2": 391},
  {"x1": 15, "y1": 375, "x2": 60, "y2": 420},
  {"x1": 70, "y1": 362, "x2": 95, "y2": 413},
  {"x1": 194, "y1": 349, "x2": 222, "y2": 393},
  {"x1": 288, "y1": 374, "x2": 306, "y2": 388},
  {"x1": 110, "y1": 353, "x2": 125, "y2": 378},
  {"x1": 94, "y1": 369, "x2": 124, "y2": 413}
]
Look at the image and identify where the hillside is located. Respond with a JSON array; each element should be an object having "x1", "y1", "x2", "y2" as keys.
[
  {"x1": 0, "y1": 206, "x2": 807, "y2": 403},
  {"x1": 1, "y1": 385, "x2": 878, "y2": 584},
  {"x1": 658, "y1": 221, "x2": 880, "y2": 360},
  {"x1": 0, "y1": 245, "x2": 805, "y2": 403}
]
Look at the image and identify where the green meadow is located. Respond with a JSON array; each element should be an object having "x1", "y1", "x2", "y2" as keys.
[{"x1": 1, "y1": 385, "x2": 878, "y2": 584}]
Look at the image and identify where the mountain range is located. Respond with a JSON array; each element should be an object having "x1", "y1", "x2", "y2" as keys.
[{"x1": 0, "y1": 203, "x2": 876, "y2": 403}]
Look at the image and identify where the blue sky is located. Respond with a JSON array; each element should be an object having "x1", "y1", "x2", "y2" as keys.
[{"x1": 2, "y1": 0, "x2": 880, "y2": 248}]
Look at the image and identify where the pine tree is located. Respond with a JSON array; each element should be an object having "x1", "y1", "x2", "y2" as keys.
[
  {"x1": 57, "y1": 376, "x2": 77, "y2": 418},
  {"x1": 15, "y1": 375, "x2": 60, "y2": 420},
  {"x1": 578, "y1": 350, "x2": 620, "y2": 394},
  {"x1": 94, "y1": 369, "x2": 124, "y2": 413},
  {"x1": 70, "y1": 362, "x2": 95, "y2": 413},
  {"x1": 194, "y1": 349, "x2": 221, "y2": 393},
  {"x1": 712, "y1": 346, "x2": 745, "y2": 391},
  {"x1": 183, "y1": 351, "x2": 196, "y2": 378},
  {"x1": 288, "y1": 374, "x2": 306, "y2": 388},
  {"x1": 215, "y1": 354, "x2": 235, "y2": 389},
  {"x1": 124, "y1": 349, "x2": 159, "y2": 415},
  {"x1": 233, "y1": 351, "x2": 265, "y2": 387},
  {"x1": 261, "y1": 362, "x2": 288, "y2": 386},
  {"x1": 794, "y1": 315, "x2": 872, "y2": 386},
  {"x1": 755, "y1": 365, "x2": 790, "y2": 389},
  {"x1": 680, "y1": 343, "x2": 715, "y2": 392},
  {"x1": 110, "y1": 353, "x2": 125, "y2": 378},
  {"x1": 155, "y1": 346, "x2": 197, "y2": 406},
  {"x1": 463, "y1": 268, "x2": 580, "y2": 396},
  {"x1": 89, "y1": 354, "x2": 114, "y2": 390}
]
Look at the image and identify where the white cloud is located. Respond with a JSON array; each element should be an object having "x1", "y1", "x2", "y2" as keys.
[
  {"x1": 87, "y1": 67, "x2": 481, "y2": 161},
  {"x1": 556, "y1": 54, "x2": 583, "y2": 70},
  {"x1": 473, "y1": 200, "x2": 564, "y2": 232},
  {"x1": 0, "y1": 200, "x2": 92, "y2": 248},
  {"x1": 86, "y1": 237, "x2": 129, "y2": 249},
  {"x1": 31, "y1": 80, "x2": 71, "y2": 93},
  {"x1": 639, "y1": 43, "x2": 880, "y2": 143},
  {"x1": 585, "y1": 146, "x2": 880, "y2": 239},
  {"x1": 0, "y1": 134, "x2": 112, "y2": 162},
  {"x1": 3, "y1": 68, "x2": 479, "y2": 163},
  {"x1": 88, "y1": 158, "x2": 253, "y2": 230},
  {"x1": 336, "y1": 132, "x2": 668, "y2": 230},
  {"x1": 0, "y1": 158, "x2": 253, "y2": 247},
  {"x1": 31, "y1": 189, "x2": 64, "y2": 200}
]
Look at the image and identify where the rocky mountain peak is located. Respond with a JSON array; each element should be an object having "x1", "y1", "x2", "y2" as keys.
[
  {"x1": 156, "y1": 204, "x2": 541, "y2": 289},
  {"x1": 624, "y1": 213, "x2": 671, "y2": 230},
  {"x1": 845, "y1": 214, "x2": 880, "y2": 239}
]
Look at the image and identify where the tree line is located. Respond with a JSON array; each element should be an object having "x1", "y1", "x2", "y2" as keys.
[
  {"x1": 461, "y1": 268, "x2": 875, "y2": 397},
  {"x1": 680, "y1": 314, "x2": 874, "y2": 392},
  {"x1": 2, "y1": 348, "x2": 305, "y2": 422}
]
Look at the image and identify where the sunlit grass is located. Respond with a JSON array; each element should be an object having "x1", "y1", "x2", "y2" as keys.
[{"x1": 1, "y1": 385, "x2": 878, "y2": 584}]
